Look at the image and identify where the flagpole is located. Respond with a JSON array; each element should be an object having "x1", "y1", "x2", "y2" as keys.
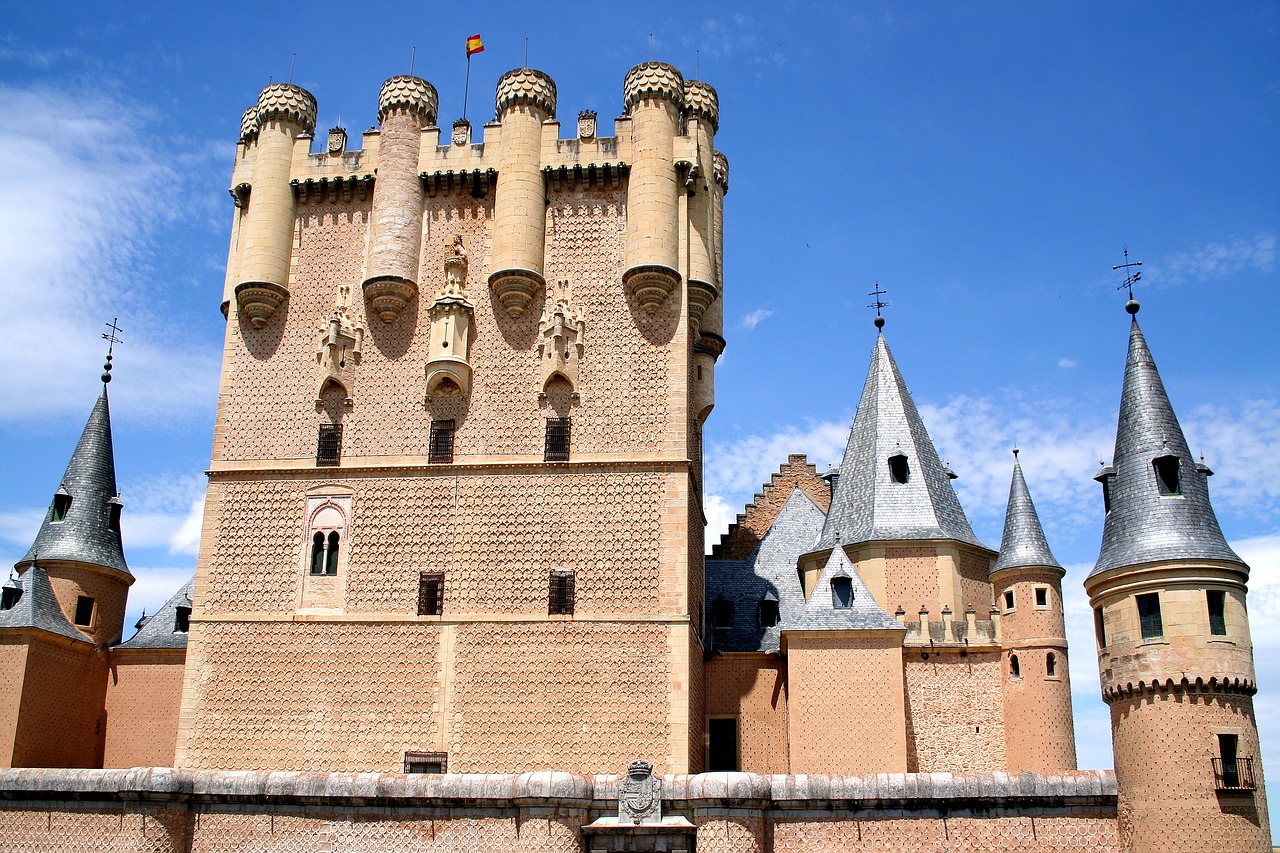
[{"x1": 463, "y1": 53, "x2": 471, "y2": 121}]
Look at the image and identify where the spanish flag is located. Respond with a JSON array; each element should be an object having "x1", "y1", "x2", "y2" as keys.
[{"x1": 466, "y1": 34, "x2": 485, "y2": 56}]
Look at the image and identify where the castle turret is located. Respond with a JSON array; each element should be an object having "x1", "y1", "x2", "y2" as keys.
[
  {"x1": 622, "y1": 62, "x2": 684, "y2": 315},
  {"x1": 487, "y1": 68, "x2": 556, "y2": 318},
  {"x1": 992, "y1": 450, "x2": 1076, "y2": 773},
  {"x1": 233, "y1": 83, "x2": 317, "y2": 328},
  {"x1": 362, "y1": 75, "x2": 437, "y2": 323},
  {"x1": 1085, "y1": 303, "x2": 1269, "y2": 852},
  {"x1": 685, "y1": 82, "x2": 721, "y2": 423},
  {"x1": 16, "y1": 385, "x2": 132, "y2": 647}
]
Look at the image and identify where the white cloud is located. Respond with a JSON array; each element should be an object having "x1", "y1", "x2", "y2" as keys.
[
  {"x1": 0, "y1": 508, "x2": 45, "y2": 550},
  {"x1": 1145, "y1": 233, "x2": 1276, "y2": 286},
  {"x1": 169, "y1": 498, "x2": 206, "y2": 556},
  {"x1": 740, "y1": 308, "x2": 774, "y2": 330},
  {"x1": 703, "y1": 493, "x2": 737, "y2": 555},
  {"x1": 1058, "y1": 358, "x2": 1077, "y2": 368},
  {"x1": 0, "y1": 84, "x2": 221, "y2": 424},
  {"x1": 706, "y1": 418, "x2": 848, "y2": 500},
  {"x1": 1182, "y1": 401, "x2": 1280, "y2": 522}
]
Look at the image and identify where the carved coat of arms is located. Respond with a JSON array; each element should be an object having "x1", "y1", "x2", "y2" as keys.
[{"x1": 618, "y1": 759, "x2": 661, "y2": 825}]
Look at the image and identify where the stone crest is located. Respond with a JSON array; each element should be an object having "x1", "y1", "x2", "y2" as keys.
[
  {"x1": 451, "y1": 118, "x2": 471, "y2": 147},
  {"x1": 618, "y1": 759, "x2": 661, "y2": 825},
  {"x1": 327, "y1": 127, "x2": 347, "y2": 155},
  {"x1": 577, "y1": 109, "x2": 597, "y2": 140}
]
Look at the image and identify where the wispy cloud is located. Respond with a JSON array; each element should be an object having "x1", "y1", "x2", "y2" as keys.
[
  {"x1": 740, "y1": 308, "x2": 774, "y2": 330},
  {"x1": 1144, "y1": 233, "x2": 1276, "y2": 287},
  {"x1": 1058, "y1": 358, "x2": 1077, "y2": 368}
]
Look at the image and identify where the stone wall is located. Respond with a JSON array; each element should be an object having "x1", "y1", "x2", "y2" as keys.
[{"x1": 0, "y1": 767, "x2": 1119, "y2": 852}]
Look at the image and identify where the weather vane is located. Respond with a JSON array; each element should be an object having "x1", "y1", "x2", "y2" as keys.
[
  {"x1": 101, "y1": 318, "x2": 123, "y2": 384},
  {"x1": 1113, "y1": 248, "x2": 1143, "y2": 314},
  {"x1": 868, "y1": 282, "x2": 889, "y2": 329}
]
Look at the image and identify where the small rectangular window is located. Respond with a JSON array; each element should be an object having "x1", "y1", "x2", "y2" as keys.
[
  {"x1": 1035, "y1": 587, "x2": 1048, "y2": 607},
  {"x1": 757, "y1": 599, "x2": 779, "y2": 628},
  {"x1": 74, "y1": 595, "x2": 94, "y2": 627},
  {"x1": 831, "y1": 576, "x2": 853, "y2": 609},
  {"x1": 418, "y1": 572, "x2": 444, "y2": 616},
  {"x1": 428, "y1": 419, "x2": 455, "y2": 463},
  {"x1": 0, "y1": 586, "x2": 20, "y2": 611},
  {"x1": 174, "y1": 606, "x2": 191, "y2": 633},
  {"x1": 1137, "y1": 593, "x2": 1163, "y2": 639},
  {"x1": 316, "y1": 424, "x2": 343, "y2": 466},
  {"x1": 707, "y1": 717, "x2": 739, "y2": 772},
  {"x1": 403, "y1": 751, "x2": 447, "y2": 774},
  {"x1": 1207, "y1": 590, "x2": 1227, "y2": 636},
  {"x1": 888, "y1": 453, "x2": 909, "y2": 484},
  {"x1": 1153, "y1": 455, "x2": 1181, "y2": 496},
  {"x1": 549, "y1": 569, "x2": 575, "y2": 615},
  {"x1": 1094, "y1": 607, "x2": 1107, "y2": 648},
  {"x1": 544, "y1": 417, "x2": 571, "y2": 462},
  {"x1": 51, "y1": 492, "x2": 72, "y2": 523},
  {"x1": 1003, "y1": 590, "x2": 1014, "y2": 610}
]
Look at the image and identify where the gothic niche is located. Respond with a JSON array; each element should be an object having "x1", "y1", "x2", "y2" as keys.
[
  {"x1": 537, "y1": 280, "x2": 585, "y2": 399},
  {"x1": 314, "y1": 286, "x2": 364, "y2": 408},
  {"x1": 424, "y1": 236, "x2": 475, "y2": 402}
]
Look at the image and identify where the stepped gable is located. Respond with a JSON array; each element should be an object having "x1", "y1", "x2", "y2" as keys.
[
  {"x1": 0, "y1": 564, "x2": 91, "y2": 643},
  {"x1": 787, "y1": 546, "x2": 903, "y2": 633},
  {"x1": 712, "y1": 454, "x2": 830, "y2": 559},
  {"x1": 815, "y1": 332, "x2": 984, "y2": 552},
  {"x1": 706, "y1": 489, "x2": 826, "y2": 652},
  {"x1": 117, "y1": 576, "x2": 195, "y2": 650},
  {"x1": 1090, "y1": 318, "x2": 1243, "y2": 577},
  {"x1": 17, "y1": 390, "x2": 129, "y2": 576},
  {"x1": 993, "y1": 451, "x2": 1061, "y2": 573}
]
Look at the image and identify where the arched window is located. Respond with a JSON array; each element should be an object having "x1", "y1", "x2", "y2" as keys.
[
  {"x1": 1010, "y1": 654, "x2": 1021, "y2": 679},
  {"x1": 1046, "y1": 652, "x2": 1057, "y2": 677},
  {"x1": 325, "y1": 531, "x2": 340, "y2": 576},
  {"x1": 310, "y1": 532, "x2": 325, "y2": 575}
]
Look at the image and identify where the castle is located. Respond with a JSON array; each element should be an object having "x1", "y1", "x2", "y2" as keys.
[{"x1": 0, "y1": 61, "x2": 1269, "y2": 852}]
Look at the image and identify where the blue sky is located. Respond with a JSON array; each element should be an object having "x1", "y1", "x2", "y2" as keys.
[{"x1": 0, "y1": 0, "x2": 1276, "y2": 820}]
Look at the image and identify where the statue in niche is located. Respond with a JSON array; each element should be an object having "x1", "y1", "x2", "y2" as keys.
[
  {"x1": 425, "y1": 235, "x2": 475, "y2": 400},
  {"x1": 314, "y1": 285, "x2": 363, "y2": 409},
  {"x1": 537, "y1": 279, "x2": 585, "y2": 399}
]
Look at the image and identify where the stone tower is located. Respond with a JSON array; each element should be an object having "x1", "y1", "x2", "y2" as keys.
[
  {"x1": 1085, "y1": 303, "x2": 1270, "y2": 851},
  {"x1": 992, "y1": 450, "x2": 1076, "y2": 773},
  {"x1": 176, "y1": 61, "x2": 726, "y2": 776}
]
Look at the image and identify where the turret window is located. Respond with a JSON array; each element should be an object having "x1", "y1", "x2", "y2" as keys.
[
  {"x1": 51, "y1": 492, "x2": 72, "y2": 523},
  {"x1": 1009, "y1": 654, "x2": 1021, "y2": 679},
  {"x1": 1094, "y1": 607, "x2": 1107, "y2": 648},
  {"x1": 1003, "y1": 590, "x2": 1014, "y2": 611},
  {"x1": 1207, "y1": 590, "x2": 1227, "y2": 636},
  {"x1": 1035, "y1": 587, "x2": 1048, "y2": 607},
  {"x1": 1153, "y1": 455, "x2": 1181, "y2": 496},
  {"x1": 107, "y1": 499, "x2": 122, "y2": 533},
  {"x1": 888, "y1": 453, "x2": 910, "y2": 484},
  {"x1": 1136, "y1": 593, "x2": 1163, "y2": 639},
  {"x1": 74, "y1": 595, "x2": 94, "y2": 627},
  {"x1": 831, "y1": 576, "x2": 853, "y2": 609},
  {"x1": 1046, "y1": 652, "x2": 1057, "y2": 677}
]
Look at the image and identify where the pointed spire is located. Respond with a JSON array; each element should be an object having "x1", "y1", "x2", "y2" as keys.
[
  {"x1": 788, "y1": 548, "x2": 902, "y2": 632},
  {"x1": 993, "y1": 450, "x2": 1061, "y2": 573},
  {"x1": 815, "y1": 331, "x2": 985, "y2": 551},
  {"x1": 17, "y1": 389, "x2": 130, "y2": 576},
  {"x1": 1090, "y1": 317, "x2": 1242, "y2": 578}
]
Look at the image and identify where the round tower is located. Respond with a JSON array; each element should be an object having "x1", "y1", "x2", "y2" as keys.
[
  {"x1": 487, "y1": 68, "x2": 555, "y2": 318},
  {"x1": 991, "y1": 450, "x2": 1076, "y2": 773},
  {"x1": 622, "y1": 62, "x2": 685, "y2": 315},
  {"x1": 684, "y1": 80, "x2": 721, "y2": 424},
  {"x1": 1085, "y1": 304, "x2": 1269, "y2": 852},
  {"x1": 234, "y1": 83, "x2": 317, "y2": 328},
  {"x1": 691, "y1": 150, "x2": 728, "y2": 422},
  {"x1": 362, "y1": 75, "x2": 437, "y2": 324}
]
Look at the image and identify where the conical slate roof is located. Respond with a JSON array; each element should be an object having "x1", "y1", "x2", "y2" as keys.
[
  {"x1": 815, "y1": 332, "x2": 985, "y2": 551},
  {"x1": 993, "y1": 451, "x2": 1061, "y2": 573},
  {"x1": 1090, "y1": 317, "x2": 1243, "y2": 578},
  {"x1": 0, "y1": 564, "x2": 92, "y2": 643},
  {"x1": 117, "y1": 576, "x2": 195, "y2": 650},
  {"x1": 18, "y1": 390, "x2": 129, "y2": 576}
]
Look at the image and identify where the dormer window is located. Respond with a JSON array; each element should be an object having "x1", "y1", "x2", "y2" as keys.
[
  {"x1": 888, "y1": 453, "x2": 909, "y2": 484},
  {"x1": 831, "y1": 576, "x2": 853, "y2": 609},
  {"x1": 1, "y1": 584, "x2": 21, "y2": 611},
  {"x1": 1153, "y1": 455, "x2": 1181, "y2": 496},
  {"x1": 51, "y1": 490, "x2": 72, "y2": 523},
  {"x1": 107, "y1": 497, "x2": 123, "y2": 533},
  {"x1": 757, "y1": 599, "x2": 779, "y2": 627},
  {"x1": 174, "y1": 605, "x2": 191, "y2": 633},
  {"x1": 710, "y1": 597, "x2": 734, "y2": 630}
]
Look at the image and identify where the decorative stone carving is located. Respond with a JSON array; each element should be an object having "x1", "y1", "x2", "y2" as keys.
[
  {"x1": 239, "y1": 105, "x2": 259, "y2": 143},
  {"x1": 622, "y1": 264, "x2": 680, "y2": 316},
  {"x1": 495, "y1": 68, "x2": 557, "y2": 120},
  {"x1": 234, "y1": 281, "x2": 288, "y2": 329},
  {"x1": 314, "y1": 285, "x2": 363, "y2": 408},
  {"x1": 623, "y1": 62, "x2": 685, "y2": 114},
  {"x1": 489, "y1": 269, "x2": 545, "y2": 318},
  {"x1": 686, "y1": 279, "x2": 719, "y2": 333},
  {"x1": 255, "y1": 83, "x2": 317, "y2": 133},
  {"x1": 451, "y1": 118, "x2": 471, "y2": 146},
  {"x1": 326, "y1": 127, "x2": 347, "y2": 155},
  {"x1": 537, "y1": 280, "x2": 585, "y2": 397},
  {"x1": 425, "y1": 236, "x2": 475, "y2": 400},
  {"x1": 618, "y1": 759, "x2": 661, "y2": 825},
  {"x1": 713, "y1": 150, "x2": 729, "y2": 193},
  {"x1": 362, "y1": 275, "x2": 416, "y2": 324},
  {"x1": 377, "y1": 75, "x2": 438, "y2": 125},
  {"x1": 577, "y1": 110, "x2": 597, "y2": 140},
  {"x1": 683, "y1": 80, "x2": 719, "y2": 132}
]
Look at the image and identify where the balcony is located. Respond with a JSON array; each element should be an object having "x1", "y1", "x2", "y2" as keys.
[{"x1": 1212, "y1": 757, "x2": 1256, "y2": 792}]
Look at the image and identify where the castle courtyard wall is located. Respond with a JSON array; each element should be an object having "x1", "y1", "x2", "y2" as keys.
[{"x1": 103, "y1": 650, "x2": 186, "y2": 769}]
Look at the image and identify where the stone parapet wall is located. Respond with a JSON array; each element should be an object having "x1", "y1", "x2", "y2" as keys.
[{"x1": 0, "y1": 768, "x2": 1119, "y2": 852}]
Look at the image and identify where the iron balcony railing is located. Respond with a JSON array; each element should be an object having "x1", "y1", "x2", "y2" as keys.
[{"x1": 1212, "y1": 757, "x2": 1256, "y2": 791}]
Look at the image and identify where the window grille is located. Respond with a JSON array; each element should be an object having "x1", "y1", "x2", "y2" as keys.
[
  {"x1": 404, "y1": 751, "x2": 447, "y2": 774},
  {"x1": 1214, "y1": 734, "x2": 1255, "y2": 791},
  {"x1": 549, "y1": 569, "x2": 575, "y2": 615},
  {"x1": 418, "y1": 572, "x2": 444, "y2": 616},
  {"x1": 74, "y1": 595, "x2": 94, "y2": 627},
  {"x1": 1137, "y1": 592, "x2": 1163, "y2": 639},
  {"x1": 429, "y1": 419, "x2": 456, "y2": 463},
  {"x1": 544, "y1": 417, "x2": 571, "y2": 462},
  {"x1": 316, "y1": 424, "x2": 343, "y2": 466},
  {"x1": 1207, "y1": 590, "x2": 1227, "y2": 636}
]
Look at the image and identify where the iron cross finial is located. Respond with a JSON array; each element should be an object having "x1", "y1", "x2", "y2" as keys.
[
  {"x1": 1113, "y1": 248, "x2": 1143, "y2": 313},
  {"x1": 101, "y1": 318, "x2": 124, "y2": 384},
  {"x1": 868, "y1": 283, "x2": 889, "y2": 329}
]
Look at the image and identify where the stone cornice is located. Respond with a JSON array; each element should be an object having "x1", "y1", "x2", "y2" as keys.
[
  {"x1": 1102, "y1": 674, "x2": 1258, "y2": 704},
  {"x1": 207, "y1": 457, "x2": 691, "y2": 480}
]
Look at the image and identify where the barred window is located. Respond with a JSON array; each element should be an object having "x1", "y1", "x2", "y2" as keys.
[
  {"x1": 316, "y1": 424, "x2": 343, "y2": 466},
  {"x1": 544, "y1": 417, "x2": 571, "y2": 462},
  {"x1": 404, "y1": 751, "x2": 447, "y2": 774},
  {"x1": 548, "y1": 569, "x2": 575, "y2": 615},
  {"x1": 429, "y1": 419, "x2": 456, "y2": 463},
  {"x1": 1137, "y1": 592, "x2": 1163, "y2": 639},
  {"x1": 418, "y1": 572, "x2": 444, "y2": 616}
]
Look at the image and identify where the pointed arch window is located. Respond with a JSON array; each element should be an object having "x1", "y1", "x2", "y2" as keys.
[
  {"x1": 1153, "y1": 455, "x2": 1181, "y2": 496},
  {"x1": 888, "y1": 452, "x2": 910, "y2": 484}
]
